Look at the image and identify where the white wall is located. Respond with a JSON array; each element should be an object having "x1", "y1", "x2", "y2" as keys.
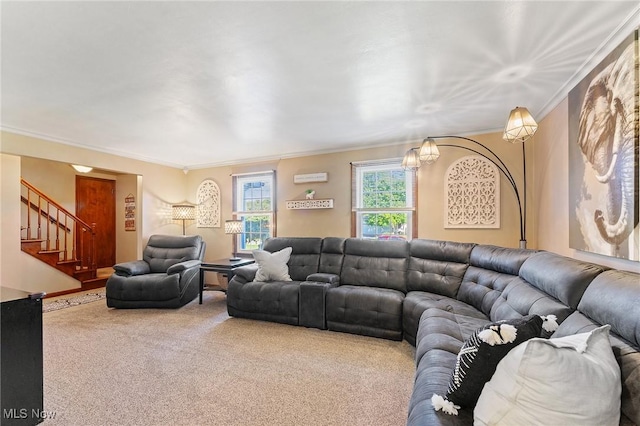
[
  {"x1": 1, "y1": 153, "x2": 79, "y2": 293},
  {"x1": 1, "y1": 131, "x2": 189, "y2": 293},
  {"x1": 186, "y1": 135, "x2": 529, "y2": 266},
  {"x1": 115, "y1": 173, "x2": 142, "y2": 263},
  {"x1": 1, "y1": 154, "x2": 24, "y2": 289}
]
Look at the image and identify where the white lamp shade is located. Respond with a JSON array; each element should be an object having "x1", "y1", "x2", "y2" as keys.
[
  {"x1": 225, "y1": 219, "x2": 243, "y2": 234},
  {"x1": 401, "y1": 148, "x2": 421, "y2": 170},
  {"x1": 172, "y1": 204, "x2": 196, "y2": 220},
  {"x1": 418, "y1": 138, "x2": 440, "y2": 164},
  {"x1": 503, "y1": 106, "x2": 538, "y2": 143}
]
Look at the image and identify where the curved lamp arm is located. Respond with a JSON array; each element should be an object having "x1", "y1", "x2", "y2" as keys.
[
  {"x1": 410, "y1": 135, "x2": 527, "y2": 247},
  {"x1": 404, "y1": 107, "x2": 536, "y2": 248},
  {"x1": 434, "y1": 141, "x2": 525, "y2": 245},
  {"x1": 434, "y1": 139, "x2": 519, "y2": 192}
]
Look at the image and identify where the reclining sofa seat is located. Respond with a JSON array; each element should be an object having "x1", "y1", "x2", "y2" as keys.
[
  {"x1": 226, "y1": 237, "x2": 323, "y2": 325},
  {"x1": 407, "y1": 248, "x2": 608, "y2": 426},
  {"x1": 554, "y1": 269, "x2": 640, "y2": 425},
  {"x1": 402, "y1": 239, "x2": 477, "y2": 346},
  {"x1": 325, "y1": 238, "x2": 409, "y2": 341},
  {"x1": 106, "y1": 234, "x2": 206, "y2": 309}
]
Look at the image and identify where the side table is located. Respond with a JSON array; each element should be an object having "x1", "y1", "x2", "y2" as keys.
[
  {"x1": 199, "y1": 258, "x2": 255, "y2": 304},
  {"x1": 1, "y1": 287, "x2": 46, "y2": 426}
]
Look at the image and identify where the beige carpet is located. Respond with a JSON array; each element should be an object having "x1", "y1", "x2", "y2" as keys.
[{"x1": 43, "y1": 291, "x2": 416, "y2": 425}]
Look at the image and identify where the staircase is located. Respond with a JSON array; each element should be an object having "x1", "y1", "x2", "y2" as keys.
[{"x1": 20, "y1": 178, "x2": 108, "y2": 290}]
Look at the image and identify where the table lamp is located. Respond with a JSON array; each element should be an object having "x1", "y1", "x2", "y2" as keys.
[{"x1": 225, "y1": 219, "x2": 243, "y2": 261}]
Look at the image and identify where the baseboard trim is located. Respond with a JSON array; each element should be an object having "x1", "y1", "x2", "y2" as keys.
[{"x1": 45, "y1": 284, "x2": 105, "y2": 299}]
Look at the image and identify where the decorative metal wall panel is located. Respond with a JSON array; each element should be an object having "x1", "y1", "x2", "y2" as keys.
[
  {"x1": 196, "y1": 179, "x2": 220, "y2": 228},
  {"x1": 445, "y1": 155, "x2": 500, "y2": 228}
]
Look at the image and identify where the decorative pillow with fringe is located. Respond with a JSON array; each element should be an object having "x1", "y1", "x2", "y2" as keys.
[{"x1": 432, "y1": 314, "x2": 558, "y2": 416}]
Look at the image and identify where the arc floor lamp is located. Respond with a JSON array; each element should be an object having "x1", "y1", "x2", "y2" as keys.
[{"x1": 402, "y1": 107, "x2": 538, "y2": 249}]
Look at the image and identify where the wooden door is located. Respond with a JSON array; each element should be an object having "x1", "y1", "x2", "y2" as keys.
[{"x1": 76, "y1": 176, "x2": 116, "y2": 268}]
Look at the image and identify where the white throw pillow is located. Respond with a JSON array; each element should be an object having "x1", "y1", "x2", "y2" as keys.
[
  {"x1": 252, "y1": 247, "x2": 293, "y2": 282},
  {"x1": 474, "y1": 325, "x2": 621, "y2": 426}
]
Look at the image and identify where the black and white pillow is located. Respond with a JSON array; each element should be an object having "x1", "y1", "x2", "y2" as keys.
[{"x1": 432, "y1": 314, "x2": 558, "y2": 416}]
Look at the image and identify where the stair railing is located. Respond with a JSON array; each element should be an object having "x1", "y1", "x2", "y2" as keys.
[{"x1": 20, "y1": 178, "x2": 97, "y2": 272}]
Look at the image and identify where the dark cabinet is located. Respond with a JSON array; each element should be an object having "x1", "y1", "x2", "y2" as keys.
[{"x1": 1, "y1": 288, "x2": 45, "y2": 426}]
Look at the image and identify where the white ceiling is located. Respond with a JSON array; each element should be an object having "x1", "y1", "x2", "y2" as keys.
[{"x1": 2, "y1": 1, "x2": 638, "y2": 169}]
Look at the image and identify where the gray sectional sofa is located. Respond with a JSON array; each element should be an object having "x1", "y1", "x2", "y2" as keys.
[{"x1": 226, "y1": 237, "x2": 640, "y2": 425}]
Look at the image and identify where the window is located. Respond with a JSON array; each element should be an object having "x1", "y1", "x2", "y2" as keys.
[
  {"x1": 232, "y1": 171, "x2": 275, "y2": 252},
  {"x1": 351, "y1": 159, "x2": 416, "y2": 240}
]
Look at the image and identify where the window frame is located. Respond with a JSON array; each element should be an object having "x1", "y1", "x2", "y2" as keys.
[
  {"x1": 351, "y1": 159, "x2": 417, "y2": 240},
  {"x1": 232, "y1": 171, "x2": 276, "y2": 253}
]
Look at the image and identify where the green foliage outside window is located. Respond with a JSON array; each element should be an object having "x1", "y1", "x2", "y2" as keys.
[
  {"x1": 363, "y1": 212, "x2": 408, "y2": 234},
  {"x1": 362, "y1": 169, "x2": 408, "y2": 234}
]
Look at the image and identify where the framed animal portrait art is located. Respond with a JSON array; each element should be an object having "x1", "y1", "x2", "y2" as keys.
[{"x1": 568, "y1": 29, "x2": 639, "y2": 261}]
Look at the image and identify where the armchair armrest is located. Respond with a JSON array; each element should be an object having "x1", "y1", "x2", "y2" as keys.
[
  {"x1": 167, "y1": 259, "x2": 202, "y2": 275},
  {"x1": 231, "y1": 264, "x2": 259, "y2": 284},
  {"x1": 113, "y1": 260, "x2": 150, "y2": 277},
  {"x1": 306, "y1": 273, "x2": 340, "y2": 285}
]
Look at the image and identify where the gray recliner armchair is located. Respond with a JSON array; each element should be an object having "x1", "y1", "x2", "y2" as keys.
[{"x1": 106, "y1": 234, "x2": 206, "y2": 308}]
